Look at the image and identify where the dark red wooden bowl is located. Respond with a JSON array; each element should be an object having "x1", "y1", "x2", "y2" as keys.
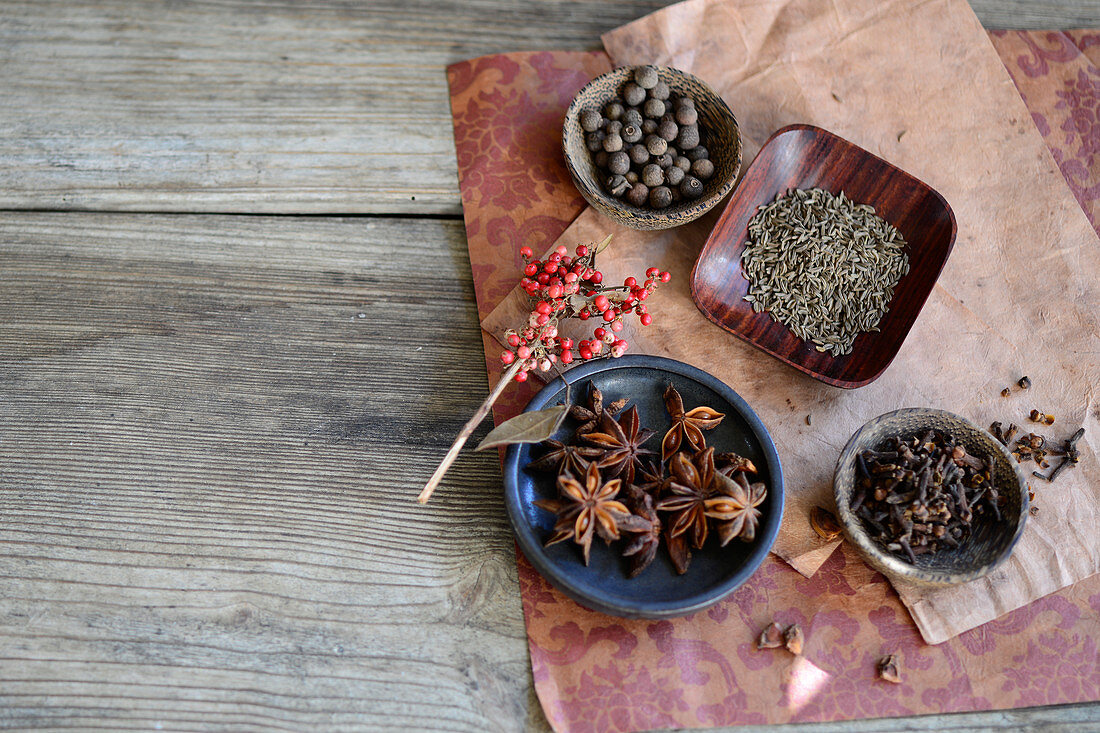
[{"x1": 691, "y1": 124, "x2": 957, "y2": 389}]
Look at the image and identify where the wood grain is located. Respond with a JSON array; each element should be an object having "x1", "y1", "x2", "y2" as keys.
[
  {"x1": 0, "y1": 213, "x2": 534, "y2": 730},
  {"x1": 0, "y1": 1, "x2": 1098, "y2": 215},
  {"x1": 2, "y1": 0, "x2": 1100, "y2": 729}
]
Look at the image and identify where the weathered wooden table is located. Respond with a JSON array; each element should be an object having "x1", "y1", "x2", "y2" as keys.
[{"x1": 2, "y1": 2, "x2": 1099, "y2": 730}]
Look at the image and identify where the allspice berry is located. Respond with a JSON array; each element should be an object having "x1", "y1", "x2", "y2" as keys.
[
  {"x1": 628, "y1": 143, "x2": 650, "y2": 165},
  {"x1": 580, "y1": 109, "x2": 603, "y2": 132},
  {"x1": 643, "y1": 98, "x2": 666, "y2": 119},
  {"x1": 625, "y1": 171, "x2": 639, "y2": 185},
  {"x1": 649, "y1": 185, "x2": 673, "y2": 208},
  {"x1": 691, "y1": 158, "x2": 715, "y2": 180},
  {"x1": 675, "y1": 124, "x2": 700, "y2": 150},
  {"x1": 654, "y1": 153, "x2": 674, "y2": 169},
  {"x1": 605, "y1": 120, "x2": 623, "y2": 136},
  {"x1": 657, "y1": 116, "x2": 679, "y2": 142},
  {"x1": 585, "y1": 130, "x2": 605, "y2": 152},
  {"x1": 623, "y1": 108, "x2": 644, "y2": 127},
  {"x1": 621, "y1": 124, "x2": 643, "y2": 144},
  {"x1": 604, "y1": 99, "x2": 625, "y2": 121},
  {"x1": 623, "y1": 82, "x2": 646, "y2": 107},
  {"x1": 607, "y1": 151, "x2": 630, "y2": 175},
  {"x1": 674, "y1": 156, "x2": 691, "y2": 172},
  {"x1": 593, "y1": 150, "x2": 609, "y2": 168},
  {"x1": 650, "y1": 81, "x2": 670, "y2": 101},
  {"x1": 675, "y1": 104, "x2": 698, "y2": 126},
  {"x1": 626, "y1": 183, "x2": 649, "y2": 207},
  {"x1": 635, "y1": 65, "x2": 659, "y2": 90},
  {"x1": 686, "y1": 145, "x2": 709, "y2": 161},
  {"x1": 641, "y1": 119, "x2": 658, "y2": 135},
  {"x1": 645, "y1": 134, "x2": 668, "y2": 156},
  {"x1": 681, "y1": 176, "x2": 704, "y2": 199},
  {"x1": 602, "y1": 133, "x2": 624, "y2": 153},
  {"x1": 642, "y1": 163, "x2": 664, "y2": 187},
  {"x1": 665, "y1": 165, "x2": 685, "y2": 186}
]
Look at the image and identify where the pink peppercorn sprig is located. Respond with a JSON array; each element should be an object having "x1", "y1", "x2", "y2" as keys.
[{"x1": 500, "y1": 236, "x2": 670, "y2": 382}]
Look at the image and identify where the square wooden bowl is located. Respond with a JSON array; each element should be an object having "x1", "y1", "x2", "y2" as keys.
[{"x1": 690, "y1": 124, "x2": 957, "y2": 388}]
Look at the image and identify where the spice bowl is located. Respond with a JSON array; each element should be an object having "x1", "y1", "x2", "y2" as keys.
[
  {"x1": 691, "y1": 124, "x2": 956, "y2": 388},
  {"x1": 562, "y1": 65, "x2": 742, "y2": 231},
  {"x1": 834, "y1": 408, "x2": 1028, "y2": 587},
  {"x1": 502, "y1": 355, "x2": 783, "y2": 618}
]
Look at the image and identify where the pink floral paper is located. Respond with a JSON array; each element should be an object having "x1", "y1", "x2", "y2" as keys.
[{"x1": 448, "y1": 33, "x2": 1100, "y2": 733}]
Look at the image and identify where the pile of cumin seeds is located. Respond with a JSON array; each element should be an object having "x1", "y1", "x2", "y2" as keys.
[{"x1": 741, "y1": 188, "x2": 910, "y2": 357}]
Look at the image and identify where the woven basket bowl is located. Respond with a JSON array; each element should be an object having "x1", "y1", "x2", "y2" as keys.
[
  {"x1": 563, "y1": 65, "x2": 742, "y2": 231},
  {"x1": 834, "y1": 408, "x2": 1029, "y2": 587}
]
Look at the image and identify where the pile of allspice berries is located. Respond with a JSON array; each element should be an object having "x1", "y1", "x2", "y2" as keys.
[{"x1": 581, "y1": 66, "x2": 715, "y2": 210}]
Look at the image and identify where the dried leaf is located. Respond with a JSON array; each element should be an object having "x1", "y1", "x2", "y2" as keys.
[
  {"x1": 592, "y1": 233, "x2": 613, "y2": 256},
  {"x1": 475, "y1": 405, "x2": 567, "y2": 451}
]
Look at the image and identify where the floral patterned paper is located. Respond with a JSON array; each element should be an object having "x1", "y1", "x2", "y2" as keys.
[{"x1": 448, "y1": 37, "x2": 1100, "y2": 733}]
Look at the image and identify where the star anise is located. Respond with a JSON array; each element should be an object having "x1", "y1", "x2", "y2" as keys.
[
  {"x1": 620, "y1": 489, "x2": 662, "y2": 578},
  {"x1": 665, "y1": 528, "x2": 692, "y2": 575},
  {"x1": 582, "y1": 405, "x2": 656, "y2": 485},
  {"x1": 533, "y1": 461, "x2": 648, "y2": 565},
  {"x1": 632, "y1": 458, "x2": 673, "y2": 498},
  {"x1": 715, "y1": 451, "x2": 758, "y2": 477},
  {"x1": 705, "y1": 471, "x2": 767, "y2": 545},
  {"x1": 655, "y1": 451, "x2": 714, "y2": 550},
  {"x1": 526, "y1": 439, "x2": 603, "y2": 476},
  {"x1": 570, "y1": 381, "x2": 628, "y2": 437},
  {"x1": 661, "y1": 384, "x2": 725, "y2": 460}
]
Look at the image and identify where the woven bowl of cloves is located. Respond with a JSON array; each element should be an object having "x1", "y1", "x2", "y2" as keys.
[{"x1": 833, "y1": 408, "x2": 1029, "y2": 587}]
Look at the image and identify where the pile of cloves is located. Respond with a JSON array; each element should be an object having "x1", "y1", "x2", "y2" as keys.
[
  {"x1": 991, "y1": 421, "x2": 1085, "y2": 485},
  {"x1": 851, "y1": 430, "x2": 1001, "y2": 563}
]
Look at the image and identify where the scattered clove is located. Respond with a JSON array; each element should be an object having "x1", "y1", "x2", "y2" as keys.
[{"x1": 877, "y1": 654, "x2": 902, "y2": 684}]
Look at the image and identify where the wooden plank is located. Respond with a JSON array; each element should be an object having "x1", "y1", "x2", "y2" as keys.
[
  {"x1": 1, "y1": 1, "x2": 1099, "y2": 215},
  {"x1": 1, "y1": 212, "x2": 1098, "y2": 730},
  {"x1": 0, "y1": 213, "x2": 534, "y2": 730}
]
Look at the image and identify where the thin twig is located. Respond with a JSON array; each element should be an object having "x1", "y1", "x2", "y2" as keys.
[{"x1": 417, "y1": 359, "x2": 523, "y2": 504}]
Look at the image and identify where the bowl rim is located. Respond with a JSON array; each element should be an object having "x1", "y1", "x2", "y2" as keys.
[
  {"x1": 562, "y1": 64, "x2": 742, "y2": 230},
  {"x1": 690, "y1": 123, "x2": 958, "y2": 388},
  {"x1": 833, "y1": 407, "x2": 1029, "y2": 586},
  {"x1": 502, "y1": 354, "x2": 784, "y2": 618}
]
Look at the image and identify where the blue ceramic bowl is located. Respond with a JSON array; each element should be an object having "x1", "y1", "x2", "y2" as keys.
[{"x1": 503, "y1": 355, "x2": 783, "y2": 618}]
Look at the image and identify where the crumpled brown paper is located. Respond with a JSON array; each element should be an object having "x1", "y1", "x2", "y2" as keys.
[{"x1": 484, "y1": 0, "x2": 1100, "y2": 643}]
